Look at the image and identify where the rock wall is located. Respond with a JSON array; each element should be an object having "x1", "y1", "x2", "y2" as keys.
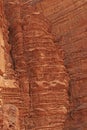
[
  {"x1": 21, "y1": 4, "x2": 69, "y2": 130},
  {"x1": 0, "y1": 0, "x2": 69, "y2": 130},
  {"x1": 1, "y1": 0, "x2": 86, "y2": 129},
  {"x1": 36, "y1": 0, "x2": 87, "y2": 129},
  {"x1": 0, "y1": 1, "x2": 20, "y2": 130}
]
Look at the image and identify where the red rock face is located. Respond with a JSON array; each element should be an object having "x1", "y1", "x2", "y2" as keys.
[
  {"x1": 37, "y1": 0, "x2": 87, "y2": 129},
  {"x1": 1, "y1": 0, "x2": 69, "y2": 130},
  {"x1": 0, "y1": 0, "x2": 87, "y2": 130},
  {"x1": 0, "y1": 1, "x2": 20, "y2": 130},
  {"x1": 21, "y1": 4, "x2": 69, "y2": 130}
]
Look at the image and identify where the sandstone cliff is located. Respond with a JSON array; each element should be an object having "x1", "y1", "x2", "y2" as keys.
[
  {"x1": 0, "y1": 0, "x2": 69, "y2": 130},
  {"x1": 0, "y1": 0, "x2": 87, "y2": 130},
  {"x1": 37, "y1": 0, "x2": 87, "y2": 129}
]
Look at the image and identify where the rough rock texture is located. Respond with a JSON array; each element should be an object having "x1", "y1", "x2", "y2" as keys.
[
  {"x1": 0, "y1": 1, "x2": 20, "y2": 130},
  {"x1": 37, "y1": 0, "x2": 87, "y2": 129},
  {"x1": 0, "y1": 0, "x2": 69, "y2": 130},
  {"x1": 0, "y1": 0, "x2": 87, "y2": 130},
  {"x1": 21, "y1": 4, "x2": 69, "y2": 130}
]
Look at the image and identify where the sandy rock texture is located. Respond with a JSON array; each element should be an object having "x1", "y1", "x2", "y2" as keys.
[
  {"x1": 0, "y1": 0, "x2": 87, "y2": 130},
  {"x1": 37, "y1": 0, "x2": 87, "y2": 129}
]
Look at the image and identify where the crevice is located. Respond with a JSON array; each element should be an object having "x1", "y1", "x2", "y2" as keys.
[
  {"x1": 9, "y1": 49, "x2": 16, "y2": 70},
  {"x1": 8, "y1": 27, "x2": 16, "y2": 70}
]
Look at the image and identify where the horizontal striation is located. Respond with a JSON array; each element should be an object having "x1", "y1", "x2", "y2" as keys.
[
  {"x1": 22, "y1": 4, "x2": 69, "y2": 130},
  {"x1": 36, "y1": 0, "x2": 87, "y2": 129}
]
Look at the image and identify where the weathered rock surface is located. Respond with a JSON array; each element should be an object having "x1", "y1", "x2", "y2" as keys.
[
  {"x1": 0, "y1": 1, "x2": 20, "y2": 130},
  {"x1": 0, "y1": 0, "x2": 87, "y2": 130},
  {"x1": 21, "y1": 4, "x2": 69, "y2": 130},
  {"x1": 0, "y1": 0, "x2": 69, "y2": 130},
  {"x1": 37, "y1": 0, "x2": 87, "y2": 129}
]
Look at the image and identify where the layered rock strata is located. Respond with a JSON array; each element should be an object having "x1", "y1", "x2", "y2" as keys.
[
  {"x1": 1, "y1": 0, "x2": 70, "y2": 130},
  {"x1": 0, "y1": 1, "x2": 29, "y2": 130},
  {"x1": 36, "y1": 0, "x2": 87, "y2": 129},
  {"x1": 21, "y1": 3, "x2": 69, "y2": 130},
  {"x1": 0, "y1": 1, "x2": 20, "y2": 130}
]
